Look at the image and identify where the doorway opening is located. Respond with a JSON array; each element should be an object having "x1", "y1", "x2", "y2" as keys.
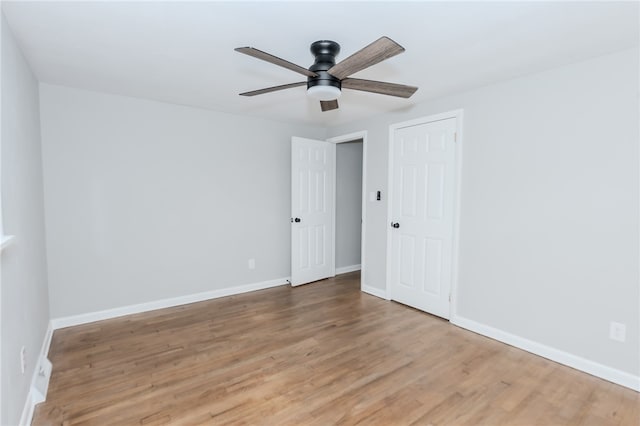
[
  {"x1": 335, "y1": 139, "x2": 363, "y2": 275},
  {"x1": 327, "y1": 131, "x2": 368, "y2": 289}
]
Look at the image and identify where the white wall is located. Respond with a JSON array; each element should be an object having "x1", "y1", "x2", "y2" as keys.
[
  {"x1": 336, "y1": 140, "x2": 363, "y2": 269},
  {"x1": 1, "y1": 13, "x2": 50, "y2": 426},
  {"x1": 39, "y1": 84, "x2": 325, "y2": 318},
  {"x1": 328, "y1": 49, "x2": 639, "y2": 377}
]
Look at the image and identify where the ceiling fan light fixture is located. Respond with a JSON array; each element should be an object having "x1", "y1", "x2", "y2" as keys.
[
  {"x1": 307, "y1": 85, "x2": 341, "y2": 101},
  {"x1": 235, "y1": 37, "x2": 418, "y2": 111}
]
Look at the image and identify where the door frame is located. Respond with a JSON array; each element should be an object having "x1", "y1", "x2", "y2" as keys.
[
  {"x1": 326, "y1": 131, "x2": 368, "y2": 290},
  {"x1": 386, "y1": 110, "x2": 464, "y2": 319}
]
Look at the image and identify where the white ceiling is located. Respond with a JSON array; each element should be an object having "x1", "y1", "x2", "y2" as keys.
[{"x1": 3, "y1": 1, "x2": 638, "y2": 126}]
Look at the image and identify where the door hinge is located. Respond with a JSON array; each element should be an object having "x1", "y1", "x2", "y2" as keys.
[
  {"x1": 449, "y1": 294, "x2": 452, "y2": 302},
  {"x1": 454, "y1": 132, "x2": 457, "y2": 142}
]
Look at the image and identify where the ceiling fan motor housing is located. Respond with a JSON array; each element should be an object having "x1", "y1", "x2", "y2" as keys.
[{"x1": 308, "y1": 40, "x2": 341, "y2": 91}]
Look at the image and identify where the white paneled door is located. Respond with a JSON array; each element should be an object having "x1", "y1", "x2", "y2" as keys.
[
  {"x1": 388, "y1": 117, "x2": 458, "y2": 319},
  {"x1": 291, "y1": 137, "x2": 335, "y2": 286}
]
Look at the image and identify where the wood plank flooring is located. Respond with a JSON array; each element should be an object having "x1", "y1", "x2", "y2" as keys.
[{"x1": 33, "y1": 272, "x2": 639, "y2": 425}]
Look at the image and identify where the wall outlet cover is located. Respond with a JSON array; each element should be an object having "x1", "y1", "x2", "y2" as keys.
[{"x1": 609, "y1": 321, "x2": 626, "y2": 343}]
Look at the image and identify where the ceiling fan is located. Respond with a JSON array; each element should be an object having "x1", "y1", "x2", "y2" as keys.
[{"x1": 235, "y1": 36, "x2": 418, "y2": 112}]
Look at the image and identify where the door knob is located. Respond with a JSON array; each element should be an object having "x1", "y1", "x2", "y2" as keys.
[
  {"x1": 391, "y1": 222, "x2": 400, "y2": 228},
  {"x1": 291, "y1": 217, "x2": 302, "y2": 223}
]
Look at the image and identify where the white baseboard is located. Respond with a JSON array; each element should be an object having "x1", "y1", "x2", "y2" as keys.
[
  {"x1": 51, "y1": 277, "x2": 290, "y2": 330},
  {"x1": 451, "y1": 315, "x2": 640, "y2": 392},
  {"x1": 336, "y1": 264, "x2": 361, "y2": 275},
  {"x1": 19, "y1": 392, "x2": 36, "y2": 426},
  {"x1": 361, "y1": 284, "x2": 389, "y2": 300},
  {"x1": 19, "y1": 322, "x2": 54, "y2": 426}
]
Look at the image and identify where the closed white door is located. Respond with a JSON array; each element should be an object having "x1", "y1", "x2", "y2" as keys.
[
  {"x1": 388, "y1": 118, "x2": 457, "y2": 319},
  {"x1": 291, "y1": 137, "x2": 335, "y2": 286}
]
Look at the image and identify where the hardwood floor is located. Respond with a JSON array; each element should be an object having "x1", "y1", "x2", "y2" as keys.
[{"x1": 33, "y1": 272, "x2": 639, "y2": 425}]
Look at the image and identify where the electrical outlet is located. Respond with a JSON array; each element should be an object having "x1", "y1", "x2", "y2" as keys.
[
  {"x1": 248, "y1": 258, "x2": 255, "y2": 270},
  {"x1": 609, "y1": 321, "x2": 626, "y2": 342},
  {"x1": 20, "y1": 346, "x2": 26, "y2": 374}
]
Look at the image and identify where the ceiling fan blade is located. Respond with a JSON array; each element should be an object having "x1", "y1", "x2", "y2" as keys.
[
  {"x1": 342, "y1": 78, "x2": 418, "y2": 98},
  {"x1": 320, "y1": 100, "x2": 339, "y2": 112},
  {"x1": 327, "y1": 36, "x2": 405, "y2": 80},
  {"x1": 235, "y1": 47, "x2": 318, "y2": 78},
  {"x1": 239, "y1": 82, "x2": 307, "y2": 97}
]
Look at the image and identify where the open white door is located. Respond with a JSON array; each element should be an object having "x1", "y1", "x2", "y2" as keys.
[
  {"x1": 291, "y1": 137, "x2": 335, "y2": 286},
  {"x1": 388, "y1": 117, "x2": 458, "y2": 319}
]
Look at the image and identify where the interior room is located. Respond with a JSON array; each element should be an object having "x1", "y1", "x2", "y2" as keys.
[{"x1": 1, "y1": 1, "x2": 638, "y2": 425}]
